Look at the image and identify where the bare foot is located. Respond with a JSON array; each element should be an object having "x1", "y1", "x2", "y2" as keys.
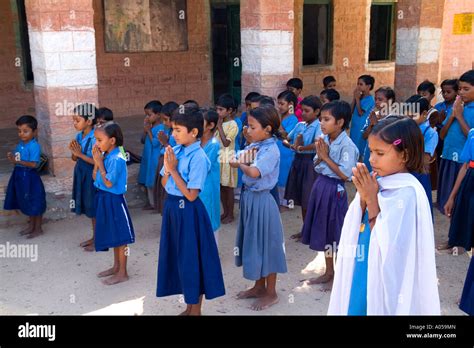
[
  {"x1": 279, "y1": 206, "x2": 290, "y2": 213},
  {"x1": 221, "y1": 216, "x2": 234, "y2": 224},
  {"x1": 251, "y1": 294, "x2": 279, "y2": 311},
  {"x1": 179, "y1": 305, "x2": 191, "y2": 316},
  {"x1": 102, "y1": 273, "x2": 129, "y2": 285},
  {"x1": 318, "y1": 280, "x2": 334, "y2": 293},
  {"x1": 97, "y1": 267, "x2": 118, "y2": 278},
  {"x1": 220, "y1": 213, "x2": 228, "y2": 221},
  {"x1": 236, "y1": 286, "x2": 266, "y2": 299},
  {"x1": 142, "y1": 205, "x2": 154, "y2": 211},
  {"x1": 83, "y1": 243, "x2": 95, "y2": 252},
  {"x1": 19, "y1": 226, "x2": 33, "y2": 236},
  {"x1": 302, "y1": 273, "x2": 334, "y2": 285},
  {"x1": 188, "y1": 305, "x2": 201, "y2": 316},
  {"x1": 436, "y1": 241, "x2": 450, "y2": 250},
  {"x1": 290, "y1": 232, "x2": 302, "y2": 240},
  {"x1": 26, "y1": 230, "x2": 43, "y2": 239},
  {"x1": 79, "y1": 238, "x2": 93, "y2": 247}
]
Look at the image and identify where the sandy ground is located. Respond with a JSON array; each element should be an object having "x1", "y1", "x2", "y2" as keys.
[{"x1": 0, "y1": 183, "x2": 470, "y2": 316}]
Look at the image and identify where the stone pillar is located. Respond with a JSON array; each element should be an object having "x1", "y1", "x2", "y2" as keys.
[
  {"x1": 240, "y1": 0, "x2": 295, "y2": 101},
  {"x1": 25, "y1": 0, "x2": 98, "y2": 177},
  {"x1": 394, "y1": 0, "x2": 445, "y2": 101}
]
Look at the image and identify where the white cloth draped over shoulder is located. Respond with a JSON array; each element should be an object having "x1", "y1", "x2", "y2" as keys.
[{"x1": 328, "y1": 173, "x2": 440, "y2": 315}]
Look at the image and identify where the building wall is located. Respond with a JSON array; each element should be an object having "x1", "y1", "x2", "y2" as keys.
[
  {"x1": 440, "y1": 0, "x2": 474, "y2": 81},
  {"x1": 93, "y1": 0, "x2": 213, "y2": 118},
  {"x1": 0, "y1": 1, "x2": 35, "y2": 129},
  {"x1": 293, "y1": 0, "x2": 395, "y2": 101}
]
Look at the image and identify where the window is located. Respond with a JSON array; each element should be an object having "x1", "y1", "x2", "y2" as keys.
[
  {"x1": 303, "y1": 0, "x2": 332, "y2": 66},
  {"x1": 16, "y1": 0, "x2": 33, "y2": 82},
  {"x1": 369, "y1": 0, "x2": 396, "y2": 62}
]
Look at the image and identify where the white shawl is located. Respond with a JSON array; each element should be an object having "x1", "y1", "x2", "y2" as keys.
[{"x1": 328, "y1": 173, "x2": 440, "y2": 315}]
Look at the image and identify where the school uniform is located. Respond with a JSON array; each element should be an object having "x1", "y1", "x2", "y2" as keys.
[
  {"x1": 411, "y1": 120, "x2": 438, "y2": 217},
  {"x1": 460, "y1": 257, "x2": 474, "y2": 316},
  {"x1": 138, "y1": 124, "x2": 163, "y2": 187},
  {"x1": 277, "y1": 114, "x2": 298, "y2": 193},
  {"x1": 301, "y1": 131, "x2": 359, "y2": 251},
  {"x1": 437, "y1": 102, "x2": 474, "y2": 214},
  {"x1": 284, "y1": 120, "x2": 321, "y2": 210},
  {"x1": 216, "y1": 120, "x2": 238, "y2": 188},
  {"x1": 157, "y1": 141, "x2": 225, "y2": 304},
  {"x1": 94, "y1": 147, "x2": 135, "y2": 252},
  {"x1": 235, "y1": 137, "x2": 288, "y2": 280},
  {"x1": 199, "y1": 137, "x2": 221, "y2": 234},
  {"x1": 448, "y1": 128, "x2": 474, "y2": 252},
  {"x1": 71, "y1": 129, "x2": 96, "y2": 218},
  {"x1": 329, "y1": 173, "x2": 440, "y2": 315},
  {"x1": 350, "y1": 95, "x2": 375, "y2": 157},
  {"x1": 4, "y1": 138, "x2": 46, "y2": 216},
  {"x1": 234, "y1": 117, "x2": 244, "y2": 189},
  {"x1": 153, "y1": 129, "x2": 175, "y2": 214},
  {"x1": 360, "y1": 117, "x2": 374, "y2": 172}
]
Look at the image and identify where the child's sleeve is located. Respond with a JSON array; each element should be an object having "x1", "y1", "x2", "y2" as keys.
[
  {"x1": 186, "y1": 155, "x2": 209, "y2": 192},
  {"x1": 27, "y1": 142, "x2": 41, "y2": 165},
  {"x1": 105, "y1": 156, "x2": 124, "y2": 185},
  {"x1": 224, "y1": 122, "x2": 238, "y2": 141},
  {"x1": 336, "y1": 144, "x2": 359, "y2": 179},
  {"x1": 287, "y1": 123, "x2": 299, "y2": 142},
  {"x1": 460, "y1": 129, "x2": 474, "y2": 163},
  {"x1": 251, "y1": 146, "x2": 278, "y2": 178},
  {"x1": 151, "y1": 126, "x2": 162, "y2": 148},
  {"x1": 424, "y1": 129, "x2": 438, "y2": 157}
]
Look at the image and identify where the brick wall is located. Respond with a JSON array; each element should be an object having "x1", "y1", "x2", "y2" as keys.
[
  {"x1": 0, "y1": 1, "x2": 35, "y2": 129},
  {"x1": 93, "y1": 0, "x2": 213, "y2": 118},
  {"x1": 293, "y1": 0, "x2": 395, "y2": 102},
  {"x1": 440, "y1": 0, "x2": 474, "y2": 81}
]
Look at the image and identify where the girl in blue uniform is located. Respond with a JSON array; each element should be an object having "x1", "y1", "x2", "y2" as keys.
[
  {"x1": 138, "y1": 100, "x2": 163, "y2": 209},
  {"x1": 92, "y1": 123, "x2": 135, "y2": 286},
  {"x1": 69, "y1": 103, "x2": 98, "y2": 251},
  {"x1": 199, "y1": 109, "x2": 221, "y2": 243},
  {"x1": 301, "y1": 101, "x2": 359, "y2": 286},
  {"x1": 157, "y1": 107, "x2": 225, "y2": 316},
  {"x1": 4, "y1": 115, "x2": 46, "y2": 239},
  {"x1": 232, "y1": 105, "x2": 287, "y2": 311},
  {"x1": 350, "y1": 75, "x2": 376, "y2": 157}
]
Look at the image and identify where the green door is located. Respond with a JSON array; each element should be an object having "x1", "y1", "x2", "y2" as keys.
[{"x1": 227, "y1": 5, "x2": 241, "y2": 104}]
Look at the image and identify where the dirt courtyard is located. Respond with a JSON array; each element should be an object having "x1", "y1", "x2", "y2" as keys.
[{"x1": 0, "y1": 183, "x2": 470, "y2": 315}]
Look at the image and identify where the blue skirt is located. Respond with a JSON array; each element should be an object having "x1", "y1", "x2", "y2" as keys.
[
  {"x1": 284, "y1": 153, "x2": 318, "y2": 210},
  {"x1": 236, "y1": 189, "x2": 287, "y2": 280},
  {"x1": 157, "y1": 194, "x2": 225, "y2": 304},
  {"x1": 94, "y1": 190, "x2": 135, "y2": 252},
  {"x1": 437, "y1": 159, "x2": 463, "y2": 214},
  {"x1": 71, "y1": 159, "x2": 96, "y2": 218},
  {"x1": 4, "y1": 166, "x2": 46, "y2": 216},
  {"x1": 301, "y1": 174, "x2": 348, "y2": 251},
  {"x1": 460, "y1": 256, "x2": 474, "y2": 316},
  {"x1": 448, "y1": 168, "x2": 474, "y2": 250}
]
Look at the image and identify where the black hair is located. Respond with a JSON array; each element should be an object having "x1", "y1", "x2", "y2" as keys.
[
  {"x1": 184, "y1": 99, "x2": 199, "y2": 106},
  {"x1": 440, "y1": 79, "x2": 459, "y2": 91},
  {"x1": 74, "y1": 103, "x2": 98, "y2": 125},
  {"x1": 405, "y1": 95, "x2": 430, "y2": 114},
  {"x1": 320, "y1": 89, "x2": 340, "y2": 102},
  {"x1": 16, "y1": 115, "x2": 38, "y2": 131},
  {"x1": 286, "y1": 78, "x2": 303, "y2": 90},
  {"x1": 216, "y1": 93, "x2": 236, "y2": 111},
  {"x1": 202, "y1": 108, "x2": 219, "y2": 132},
  {"x1": 277, "y1": 90, "x2": 298, "y2": 107},
  {"x1": 459, "y1": 70, "x2": 474, "y2": 86},
  {"x1": 254, "y1": 95, "x2": 275, "y2": 107},
  {"x1": 375, "y1": 86, "x2": 396, "y2": 102},
  {"x1": 301, "y1": 95, "x2": 322, "y2": 112},
  {"x1": 323, "y1": 75, "x2": 336, "y2": 88},
  {"x1": 320, "y1": 100, "x2": 352, "y2": 130},
  {"x1": 417, "y1": 80, "x2": 436, "y2": 95},
  {"x1": 245, "y1": 92, "x2": 261, "y2": 102},
  {"x1": 172, "y1": 107, "x2": 204, "y2": 138},
  {"x1": 97, "y1": 107, "x2": 114, "y2": 121},
  {"x1": 248, "y1": 105, "x2": 282, "y2": 139},
  {"x1": 161, "y1": 101, "x2": 179, "y2": 117},
  {"x1": 371, "y1": 115, "x2": 424, "y2": 173},
  {"x1": 358, "y1": 75, "x2": 375, "y2": 91},
  {"x1": 97, "y1": 122, "x2": 124, "y2": 147},
  {"x1": 144, "y1": 100, "x2": 163, "y2": 114}
]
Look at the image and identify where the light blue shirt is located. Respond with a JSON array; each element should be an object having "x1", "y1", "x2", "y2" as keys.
[
  {"x1": 199, "y1": 138, "x2": 221, "y2": 232},
  {"x1": 75, "y1": 129, "x2": 95, "y2": 158},
  {"x1": 14, "y1": 138, "x2": 41, "y2": 168},
  {"x1": 160, "y1": 140, "x2": 210, "y2": 197},
  {"x1": 314, "y1": 131, "x2": 359, "y2": 180},
  {"x1": 159, "y1": 128, "x2": 176, "y2": 155},
  {"x1": 442, "y1": 102, "x2": 474, "y2": 162},
  {"x1": 419, "y1": 121, "x2": 439, "y2": 157},
  {"x1": 434, "y1": 101, "x2": 453, "y2": 115},
  {"x1": 460, "y1": 128, "x2": 474, "y2": 163},
  {"x1": 94, "y1": 147, "x2": 128, "y2": 194},
  {"x1": 287, "y1": 120, "x2": 322, "y2": 154},
  {"x1": 242, "y1": 137, "x2": 280, "y2": 191}
]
